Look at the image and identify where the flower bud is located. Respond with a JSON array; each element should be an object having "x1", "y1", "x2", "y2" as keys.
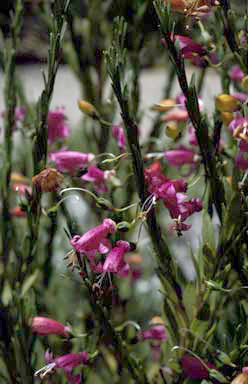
[
  {"x1": 241, "y1": 75, "x2": 248, "y2": 91},
  {"x1": 220, "y1": 111, "x2": 234, "y2": 126},
  {"x1": 216, "y1": 94, "x2": 239, "y2": 112},
  {"x1": 32, "y1": 168, "x2": 64, "y2": 192},
  {"x1": 31, "y1": 316, "x2": 71, "y2": 336},
  {"x1": 149, "y1": 316, "x2": 164, "y2": 325},
  {"x1": 10, "y1": 172, "x2": 29, "y2": 184},
  {"x1": 151, "y1": 99, "x2": 176, "y2": 112},
  {"x1": 78, "y1": 100, "x2": 98, "y2": 118},
  {"x1": 231, "y1": 373, "x2": 248, "y2": 384},
  {"x1": 165, "y1": 123, "x2": 181, "y2": 139}
]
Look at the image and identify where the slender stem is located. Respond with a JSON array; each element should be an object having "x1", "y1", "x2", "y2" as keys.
[{"x1": 1, "y1": 0, "x2": 23, "y2": 286}]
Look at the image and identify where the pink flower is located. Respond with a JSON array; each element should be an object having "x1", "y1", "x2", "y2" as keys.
[
  {"x1": 48, "y1": 107, "x2": 70, "y2": 144},
  {"x1": 164, "y1": 148, "x2": 198, "y2": 167},
  {"x1": 49, "y1": 150, "x2": 95, "y2": 174},
  {"x1": 112, "y1": 124, "x2": 126, "y2": 152},
  {"x1": 35, "y1": 352, "x2": 88, "y2": 380},
  {"x1": 70, "y1": 218, "x2": 117, "y2": 258},
  {"x1": 236, "y1": 153, "x2": 248, "y2": 170},
  {"x1": 229, "y1": 65, "x2": 244, "y2": 82},
  {"x1": 162, "y1": 108, "x2": 189, "y2": 122},
  {"x1": 232, "y1": 92, "x2": 248, "y2": 103},
  {"x1": 103, "y1": 240, "x2": 131, "y2": 275},
  {"x1": 181, "y1": 355, "x2": 215, "y2": 380},
  {"x1": 12, "y1": 183, "x2": 32, "y2": 196},
  {"x1": 188, "y1": 125, "x2": 198, "y2": 146},
  {"x1": 10, "y1": 206, "x2": 26, "y2": 217},
  {"x1": 31, "y1": 316, "x2": 71, "y2": 336},
  {"x1": 138, "y1": 324, "x2": 167, "y2": 342},
  {"x1": 173, "y1": 35, "x2": 206, "y2": 57},
  {"x1": 81, "y1": 165, "x2": 115, "y2": 193}
]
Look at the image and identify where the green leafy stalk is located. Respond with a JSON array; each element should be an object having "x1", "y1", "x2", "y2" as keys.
[
  {"x1": 28, "y1": 0, "x2": 70, "y2": 267},
  {"x1": 1, "y1": 0, "x2": 23, "y2": 277},
  {"x1": 153, "y1": 0, "x2": 225, "y2": 221},
  {"x1": 105, "y1": 17, "x2": 183, "y2": 307}
]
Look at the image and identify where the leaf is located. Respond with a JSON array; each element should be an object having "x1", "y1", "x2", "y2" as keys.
[
  {"x1": 202, "y1": 210, "x2": 216, "y2": 253},
  {"x1": 21, "y1": 270, "x2": 39, "y2": 297},
  {"x1": 183, "y1": 283, "x2": 197, "y2": 322}
]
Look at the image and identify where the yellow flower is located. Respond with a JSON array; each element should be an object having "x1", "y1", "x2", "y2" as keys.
[{"x1": 216, "y1": 94, "x2": 239, "y2": 112}]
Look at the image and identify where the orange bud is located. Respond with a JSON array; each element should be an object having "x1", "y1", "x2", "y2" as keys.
[
  {"x1": 231, "y1": 373, "x2": 248, "y2": 384},
  {"x1": 225, "y1": 176, "x2": 232, "y2": 186},
  {"x1": 126, "y1": 253, "x2": 142, "y2": 265},
  {"x1": 165, "y1": 123, "x2": 181, "y2": 139},
  {"x1": 220, "y1": 111, "x2": 234, "y2": 126},
  {"x1": 78, "y1": 100, "x2": 98, "y2": 118},
  {"x1": 32, "y1": 168, "x2": 64, "y2": 192},
  {"x1": 149, "y1": 316, "x2": 164, "y2": 325},
  {"x1": 216, "y1": 94, "x2": 239, "y2": 112},
  {"x1": 151, "y1": 99, "x2": 176, "y2": 112},
  {"x1": 241, "y1": 75, "x2": 248, "y2": 91},
  {"x1": 10, "y1": 172, "x2": 29, "y2": 184}
]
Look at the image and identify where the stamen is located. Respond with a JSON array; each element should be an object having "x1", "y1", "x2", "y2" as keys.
[{"x1": 34, "y1": 362, "x2": 56, "y2": 378}]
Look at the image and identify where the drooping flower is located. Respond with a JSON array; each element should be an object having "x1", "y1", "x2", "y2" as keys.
[
  {"x1": 49, "y1": 150, "x2": 95, "y2": 174},
  {"x1": 48, "y1": 107, "x2": 70, "y2": 144},
  {"x1": 138, "y1": 324, "x2": 167, "y2": 342},
  {"x1": 164, "y1": 148, "x2": 199, "y2": 167},
  {"x1": 32, "y1": 168, "x2": 64, "y2": 192},
  {"x1": 236, "y1": 153, "x2": 248, "y2": 170},
  {"x1": 31, "y1": 316, "x2": 71, "y2": 337},
  {"x1": 103, "y1": 240, "x2": 131, "y2": 276},
  {"x1": 229, "y1": 65, "x2": 244, "y2": 82},
  {"x1": 163, "y1": 0, "x2": 217, "y2": 17},
  {"x1": 70, "y1": 218, "x2": 116, "y2": 258},
  {"x1": 35, "y1": 352, "x2": 88, "y2": 380},
  {"x1": 112, "y1": 124, "x2": 126, "y2": 152},
  {"x1": 81, "y1": 165, "x2": 115, "y2": 193},
  {"x1": 181, "y1": 354, "x2": 215, "y2": 380}
]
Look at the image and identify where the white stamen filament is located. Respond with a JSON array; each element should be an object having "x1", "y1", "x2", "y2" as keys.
[{"x1": 34, "y1": 362, "x2": 56, "y2": 378}]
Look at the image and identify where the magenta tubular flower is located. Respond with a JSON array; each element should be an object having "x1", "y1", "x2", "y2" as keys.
[
  {"x1": 240, "y1": 141, "x2": 248, "y2": 152},
  {"x1": 31, "y1": 316, "x2": 71, "y2": 336},
  {"x1": 229, "y1": 65, "x2": 244, "y2": 82},
  {"x1": 229, "y1": 117, "x2": 248, "y2": 133},
  {"x1": 48, "y1": 107, "x2": 70, "y2": 144},
  {"x1": 181, "y1": 354, "x2": 215, "y2": 380},
  {"x1": 49, "y1": 150, "x2": 95, "y2": 174},
  {"x1": 81, "y1": 165, "x2": 114, "y2": 193},
  {"x1": 232, "y1": 92, "x2": 248, "y2": 103},
  {"x1": 164, "y1": 148, "x2": 198, "y2": 167},
  {"x1": 139, "y1": 325, "x2": 167, "y2": 342},
  {"x1": 236, "y1": 153, "x2": 248, "y2": 170},
  {"x1": 103, "y1": 240, "x2": 131, "y2": 274},
  {"x1": 188, "y1": 125, "x2": 198, "y2": 146},
  {"x1": 15, "y1": 106, "x2": 26, "y2": 121},
  {"x1": 35, "y1": 352, "x2": 88, "y2": 380},
  {"x1": 112, "y1": 124, "x2": 126, "y2": 152},
  {"x1": 70, "y1": 218, "x2": 117, "y2": 258}
]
